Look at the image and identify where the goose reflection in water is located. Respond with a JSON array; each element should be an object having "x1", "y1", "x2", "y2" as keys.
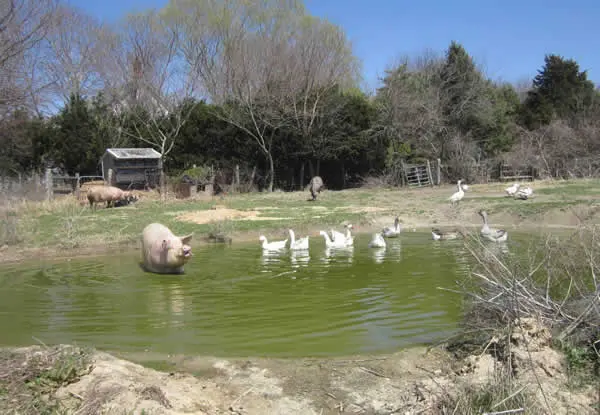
[
  {"x1": 482, "y1": 240, "x2": 511, "y2": 258},
  {"x1": 260, "y1": 249, "x2": 286, "y2": 268},
  {"x1": 371, "y1": 247, "x2": 386, "y2": 264},
  {"x1": 321, "y1": 246, "x2": 354, "y2": 265},
  {"x1": 290, "y1": 250, "x2": 310, "y2": 268},
  {"x1": 385, "y1": 241, "x2": 402, "y2": 263}
]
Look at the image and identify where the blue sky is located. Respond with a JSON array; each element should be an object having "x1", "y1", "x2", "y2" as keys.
[{"x1": 68, "y1": 0, "x2": 600, "y2": 92}]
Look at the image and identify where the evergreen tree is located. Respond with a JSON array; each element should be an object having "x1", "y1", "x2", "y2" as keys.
[
  {"x1": 520, "y1": 54, "x2": 595, "y2": 128},
  {"x1": 50, "y1": 94, "x2": 104, "y2": 175}
]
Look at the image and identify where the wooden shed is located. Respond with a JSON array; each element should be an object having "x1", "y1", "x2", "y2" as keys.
[{"x1": 101, "y1": 148, "x2": 162, "y2": 189}]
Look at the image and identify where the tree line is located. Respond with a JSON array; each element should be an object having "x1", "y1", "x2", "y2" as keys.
[{"x1": 1, "y1": 0, "x2": 599, "y2": 191}]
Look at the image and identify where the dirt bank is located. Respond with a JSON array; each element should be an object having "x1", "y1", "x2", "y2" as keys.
[{"x1": 1, "y1": 318, "x2": 595, "y2": 414}]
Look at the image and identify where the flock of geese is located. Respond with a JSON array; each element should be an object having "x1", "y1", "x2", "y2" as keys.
[
  {"x1": 259, "y1": 218, "x2": 402, "y2": 253},
  {"x1": 259, "y1": 180, "x2": 533, "y2": 252}
]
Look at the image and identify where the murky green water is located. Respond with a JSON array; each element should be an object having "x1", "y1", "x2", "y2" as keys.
[{"x1": 0, "y1": 232, "x2": 483, "y2": 357}]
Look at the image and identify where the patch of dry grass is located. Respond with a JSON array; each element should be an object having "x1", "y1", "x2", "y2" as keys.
[
  {"x1": 0, "y1": 345, "x2": 93, "y2": 414},
  {"x1": 435, "y1": 369, "x2": 544, "y2": 415}
]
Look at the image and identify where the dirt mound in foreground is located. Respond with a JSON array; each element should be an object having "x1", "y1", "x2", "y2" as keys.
[{"x1": 1, "y1": 318, "x2": 596, "y2": 414}]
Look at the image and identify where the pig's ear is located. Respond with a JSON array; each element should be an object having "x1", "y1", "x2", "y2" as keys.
[
  {"x1": 161, "y1": 239, "x2": 170, "y2": 250},
  {"x1": 180, "y1": 234, "x2": 193, "y2": 245}
]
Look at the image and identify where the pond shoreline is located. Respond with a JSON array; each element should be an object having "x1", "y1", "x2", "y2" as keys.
[
  {"x1": 0, "y1": 219, "x2": 583, "y2": 266},
  {"x1": 2, "y1": 318, "x2": 596, "y2": 415}
]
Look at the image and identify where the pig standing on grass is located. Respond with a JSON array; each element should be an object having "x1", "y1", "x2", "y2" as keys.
[
  {"x1": 309, "y1": 176, "x2": 324, "y2": 201},
  {"x1": 141, "y1": 223, "x2": 193, "y2": 274},
  {"x1": 87, "y1": 185, "x2": 137, "y2": 210}
]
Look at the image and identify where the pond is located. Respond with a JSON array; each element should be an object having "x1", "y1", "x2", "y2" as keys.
[{"x1": 0, "y1": 231, "x2": 499, "y2": 358}]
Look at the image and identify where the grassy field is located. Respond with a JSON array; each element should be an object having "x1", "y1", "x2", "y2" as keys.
[
  {"x1": 1, "y1": 178, "x2": 600, "y2": 413},
  {"x1": 1, "y1": 178, "x2": 600, "y2": 262}
]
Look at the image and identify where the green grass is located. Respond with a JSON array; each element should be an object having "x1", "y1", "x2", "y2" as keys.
[
  {"x1": 534, "y1": 179, "x2": 600, "y2": 196},
  {"x1": 2, "y1": 178, "x2": 600, "y2": 252}
]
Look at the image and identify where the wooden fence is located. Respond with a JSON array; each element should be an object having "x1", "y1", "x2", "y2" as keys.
[
  {"x1": 0, "y1": 170, "x2": 105, "y2": 202},
  {"x1": 399, "y1": 159, "x2": 441, "y2": 188}
]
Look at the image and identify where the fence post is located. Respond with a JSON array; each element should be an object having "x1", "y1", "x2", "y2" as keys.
[
  {"x1": 34, "y1": 172, "x2": 40, "y2": 192},
  {"x1": 235, "y1": 164, "x2": 240, "y2": 193},
  {"x1": 436, "y1": 158, "x2": 441, "y2": 185},
  {"x1": 75, "y1": 173, "x2": 80, "y2": 199},
  {"x1": 426, "y1": 160, "x2": 434, "y2": 187},
  {"x1": 45, "y1": 168, "x2": 53, "y2": 201},
  {"x1": 399, "y1": 159, "x2": 406, "y2": 187},
  {"x1": 107, "y1": 169, "x2": 114, "y2": 186}
]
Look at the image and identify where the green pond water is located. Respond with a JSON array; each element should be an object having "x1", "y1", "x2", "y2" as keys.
[{"x1": 0, "y1": 231, "x2": 519, "y2": 358}]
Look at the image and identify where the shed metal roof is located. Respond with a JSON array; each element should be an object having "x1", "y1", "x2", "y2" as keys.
[{"x1": 105, "y1": 148, "x2": 161, "y2": 159}]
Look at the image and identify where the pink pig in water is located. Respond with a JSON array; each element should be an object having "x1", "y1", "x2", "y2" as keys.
[{"x1": 141, "y1": 223, "x2": 193, "y2": 274}]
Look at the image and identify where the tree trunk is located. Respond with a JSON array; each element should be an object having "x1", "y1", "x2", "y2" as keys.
[
  {"x1": 267, "y1": 152, "x2": 275, "y2": 192},
  {"x1": 299, "y1": 162, "x2": 305, "y2": 190},
  {"x1": 308, "y1": 160, "x2": 315, "y2": 178}
]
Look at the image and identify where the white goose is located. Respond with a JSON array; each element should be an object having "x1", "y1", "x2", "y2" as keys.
[
  {"x1": 478, "y1": 210, "x2": 508, "y2": 242},
  {"x1": 319, "y1": 230, "x2": 348, "y2": 248},
  {"x1": 514, "y1": 186, "x2": 533, "y2": 200},
  {"x1": 449, "y1": 180, "x2": 465, "y2": 205},
  {"x1": 344, "y1": 224, "x2": 354, "y2": 246},
  {"x1": 505, "y1": 182, "x2": 521, "y2": 197},
  {"x1": 382, "y1": 217, "x2": 401, "y2": 238},
  {"x1": 288, "y1": 229, "x2": 309, "y2": 250},
  {"x1": 368, "y1": 232, "x2": 387, "y2": 248},
  {"x1": 259, "y1": 235, "x2": 288, "y2": 251},
  {"x1": 330, "y1": 224, "x2": 354, "y2": 246}
]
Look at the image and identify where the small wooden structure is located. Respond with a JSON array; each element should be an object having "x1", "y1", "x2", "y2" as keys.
[
  {"x1": 100, "y1": 148, "x2": 162, "y2": 189},
  {"x1": 401, "y1": 160, "x2": 435, "y2": 188},
  {"x1": 499, "y1": 163, "x2": 534, "y2": 182}
]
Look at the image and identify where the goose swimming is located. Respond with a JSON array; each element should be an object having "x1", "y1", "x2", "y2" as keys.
[
  {"x1": 368, "y1": 232, "x2": 387, "y2": 248},
  {"x1": 288, "y1": 229, "x2": 309, "y2": 250},
  {"x1": 431, "y1": 228, "x2": 461, "y2": 240},
  {"x1": 259, "y1": 235, "x2": 288, "y2": 251},
  {"x1": 382, "y1": 217, "x2": 401, "y2": 238},
  {"x1": 330, "y1": 224, "x2": 354, "y2": 246},
  {"x1": 319, "y1": 230, "x2": 348, "y2": 248},
  {"x1": 478, "y1": 210, "x2": 508, "y2": 242}
]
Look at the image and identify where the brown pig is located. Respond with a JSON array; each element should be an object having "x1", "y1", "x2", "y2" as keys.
[
  {"x1": 87, "y1": 185, "x2": 137, "y2": 210},
  {"x1": 140, "y1": 223, "x2": 193, "y2": 274}
]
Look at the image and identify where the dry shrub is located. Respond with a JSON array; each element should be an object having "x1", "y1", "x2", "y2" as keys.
[
  {"x1": 438, "y1": 225, "x2": 600, "y2": 413},
  {"x1": 510, "y1": 121, "x2": 600, "y2": 179},
  {"x1": 359, "y1": 175, "x2": 395, "y2": 189},
  {"x1": 0, "y1": 209, "x2": 22, "y2": 246},
  {"x1": 436, "y1": 368, "x2": 543, "y2": 415},
  {"x1": 444, "y1": 223, "x2": 600, "y2": 385},
  {"x1": 0, "y1": 345, "x2": 92, "y2": 414}
]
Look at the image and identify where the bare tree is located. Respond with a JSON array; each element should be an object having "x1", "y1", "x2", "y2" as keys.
[
  {"x1": 284, "y1": 16, "x2": 360, "y2": 177},
  {"x1": 374, "y1": 51, "x2": 448, "y2": 159},
  {"x1": 44, "y1": 4, "x2": 105, "y2": 105},
  {"x1": 374, "y1": 48, "x2": 492, "y2": 167},
  {"x1": 98, "y1": 11, "x2": 194, "y2": 160},
  {"x1": 167, "y1": 0, "x2": 358, "y2": 191},
  {"x1": 0, "y1": 0, "x2": 57, "y2": 116}
]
